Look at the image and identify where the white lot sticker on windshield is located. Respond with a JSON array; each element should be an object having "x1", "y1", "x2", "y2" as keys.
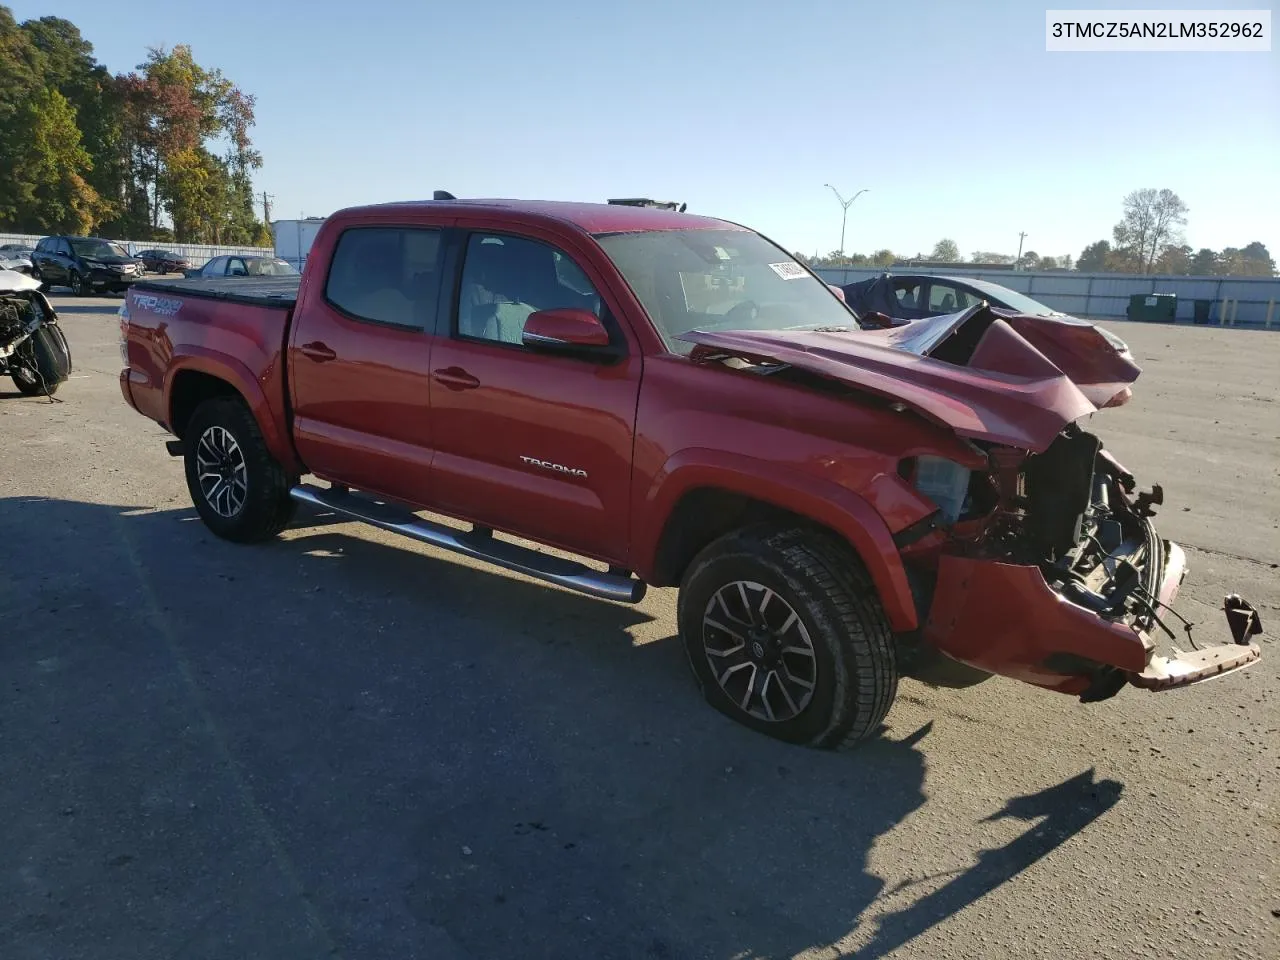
[{"x1": 768, "y1": 261, "x2": 808, "y2": 280}]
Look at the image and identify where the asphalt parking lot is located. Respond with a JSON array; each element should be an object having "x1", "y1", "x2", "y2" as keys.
[{"x1": 2, "y1": 296, "x2": 1277, "y2": 960}]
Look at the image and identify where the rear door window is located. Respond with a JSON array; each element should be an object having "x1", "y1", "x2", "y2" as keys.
[
  {"x1": 926, "y1": 282, "x2": 980, "y2": 313},
  {"x1": 324, "y1": 227, "x2": 443, "y2": 330}
]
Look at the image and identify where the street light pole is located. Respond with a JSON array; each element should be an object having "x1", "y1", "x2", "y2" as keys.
[
  {"x1": 824, "y1": 184, "x2": 869, "y2": 260},
  {"x1": 1016, "y1": 231, "x2": 1028, "y2": 271}
]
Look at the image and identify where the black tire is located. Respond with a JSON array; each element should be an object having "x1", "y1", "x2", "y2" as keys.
[
  {"x1": 183, "y1": 395, "x2": 296, "y2": 542},
  {"x1": 10, "y1": 366, "x2": 52, "y2": 396},
  {"x1": 10, "y1": 324, "x2": 71, "y2": 396},
  {"x1": 71, "y1": 271, "x2": 92, "y2": 297},
  {"x1": 677, "y1": 524, "x2": 898, "y2": 750},
  {"x1": 31, "y1": 268, "x2": 50, "y2": 293}
]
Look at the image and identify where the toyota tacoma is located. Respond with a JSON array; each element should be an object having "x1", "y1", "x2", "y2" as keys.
[{"x1": 117, "y1": 197, "x2": 1263, "y2": 749}]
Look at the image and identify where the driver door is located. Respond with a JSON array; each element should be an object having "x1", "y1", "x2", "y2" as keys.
[{"x1": 426, "y1": 227, "x2": 642, "y2": 562}]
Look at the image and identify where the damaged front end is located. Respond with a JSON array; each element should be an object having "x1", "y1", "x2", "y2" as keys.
[
  {"x1": 904, "y1": 427, "x2": 1263, "y2": 700},
  {"x1": 680, "y1": 304, "x2": 1263, "y2": 702}
]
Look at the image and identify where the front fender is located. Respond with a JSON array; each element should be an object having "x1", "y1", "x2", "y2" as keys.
[
  {"x1": 634, "y1": 449, "x2": 919, "y2": 631},
  {"x1": 164, "y1": 349, "x2": 300, "y2": 474}
]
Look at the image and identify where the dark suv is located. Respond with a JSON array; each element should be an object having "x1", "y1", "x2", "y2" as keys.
[{"x1": 31, "y1": 236, "x2": 144, "y2": 296}]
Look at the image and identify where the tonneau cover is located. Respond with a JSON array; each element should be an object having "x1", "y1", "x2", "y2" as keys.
[{"x1": 131, "y1": 275, "x2": 300, "y2": 308}]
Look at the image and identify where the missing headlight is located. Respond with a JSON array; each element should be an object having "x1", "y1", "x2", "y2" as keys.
[{"x1": 908, "y1": 456, "x2": 972, "y2": 525}]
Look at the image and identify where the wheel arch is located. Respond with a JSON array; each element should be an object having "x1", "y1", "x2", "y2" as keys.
[
  {"x1": 636, "y1": 453, "x2": 919, "y2": 632},
  {"x1": 165, "y1": 354, "x2": 300, "y2": 474}
]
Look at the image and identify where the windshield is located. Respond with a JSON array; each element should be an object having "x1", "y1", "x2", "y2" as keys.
[
  {"x1": 70, "y1": 239, "x2": 129, "y2": 259},
  {"x1": 962, "y1": 278, "x2": 1056, "y2": 316},
  {"x1": 245, "y1": 257, "x2": 298, "y2": 276},
  {"x1": 596, "y1": 228, "x2": 858, "y2": 352}
]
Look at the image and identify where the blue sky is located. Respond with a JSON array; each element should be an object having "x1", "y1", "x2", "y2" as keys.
[{"x1": 13, "y1": 0, "x2": 1279, "y2": 260}]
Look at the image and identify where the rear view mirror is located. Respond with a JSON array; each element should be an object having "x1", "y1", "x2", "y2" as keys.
[{"x1": 523, "y1": 308, "x2": 611, "y2": 350}]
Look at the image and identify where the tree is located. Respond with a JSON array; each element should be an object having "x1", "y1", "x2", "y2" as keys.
[
  {"x1": 1189, "y1": 248, "x2": 1218, "y2": 274},
  {"x1": 1219, "y1": 242, "x2": 1276, "y2": 277},
  {"x1": 21, "y1": 16, "x2": 123, "y2": 223},
  {"x1": 1017, "y1": 250, "x2": 1041, "y2": 270},
  {"x1": 0, "y1": 14, "x2": 273, "y2": 240},
  {"x1": 4, "y1": 87, "x2": 107, "y2": 233},
  {"x1": 929, "y1": 238, "x2": 959, "y2": 261},
  {"x1": 970, "y1": 251, "x2": 1014, "y2": 264},
  {"x1": 871, "y1": 249, "x2": 896, "y2": 268},
  {"x1": 1154, "y1": 244, "x2": 1192, "y2": 275},
  {"x1": 1077, "y1": 240, "x2": 1111, "y2": 272},
  {"x1": 1038, "y1": 255, "x2": 1059, "y2": 270},
  {"x1": 0, "y1": 6, "x2": 43, "y2": 223},
  {"x1": 1112, "y1": 188, "x2": 1189, "y2": 273}
]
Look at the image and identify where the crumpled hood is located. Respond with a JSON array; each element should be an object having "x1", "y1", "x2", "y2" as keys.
[{"x1": 681, "y1": 304, "x2": 1142, "y2": 453}]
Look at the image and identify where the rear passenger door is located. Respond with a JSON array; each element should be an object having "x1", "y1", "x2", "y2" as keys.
[{"x1": 288, "y1": 223, "x2": 449, "y2": 506}]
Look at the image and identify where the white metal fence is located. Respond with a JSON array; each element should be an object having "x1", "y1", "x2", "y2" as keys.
[
  {"x1": 813, "y1": 265, "x2": 1280, "y2": 328},
  {"x1": 0, "y1": 232, "x2": 272, "y2": 269}
]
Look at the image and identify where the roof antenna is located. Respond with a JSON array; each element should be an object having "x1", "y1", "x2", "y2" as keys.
[{"x1": 433, "y1": 190, "x2": 456, "y2": 201}]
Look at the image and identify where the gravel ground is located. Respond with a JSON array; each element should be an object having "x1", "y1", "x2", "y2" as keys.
[{"x1": 1, "y1": 298, "x2": 1276, "y2": 960}]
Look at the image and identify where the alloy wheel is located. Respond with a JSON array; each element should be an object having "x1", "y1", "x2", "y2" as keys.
[
  {"x1": 195, "y1": 425, "x2": 249, "y2": 518},
  {"x1": 702, "y1": 580, "x2": 818, "y2": 722}
]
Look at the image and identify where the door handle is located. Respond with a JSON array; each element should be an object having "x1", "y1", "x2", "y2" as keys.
[
  {"x1": 300, "y1": 341, "x2": 337, "y2": 362},
  {"x1": 431, "y1": 366, "x2": 481, "y2": 391}
]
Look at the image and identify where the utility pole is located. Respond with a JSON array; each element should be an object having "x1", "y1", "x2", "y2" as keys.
[
  {"x1": 823, "y1": 184, "x2": 869, "y2": 261},
  {"x1": 261, "y1": 191, "x2": 275, "y2": 225},
  {"x1": 1015, "y1": 231, "x2": 1028, "y2": 271}
]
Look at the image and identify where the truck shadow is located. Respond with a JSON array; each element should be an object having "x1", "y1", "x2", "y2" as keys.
[{"x1": 0, "y1": 495, "x2": 1123, "y2": 960}]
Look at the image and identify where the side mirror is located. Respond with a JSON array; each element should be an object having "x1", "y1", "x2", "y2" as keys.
[
  {"x1": 522, "y1": 308, "x2": 611, "y2": 350},
  {"x1": 826, "y1": 284, "x2": 846, "y2": 302}
]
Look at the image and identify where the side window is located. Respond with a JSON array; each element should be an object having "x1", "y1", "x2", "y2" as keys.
[
  {"x1": 927, "y1": 282, "x2": 973, "y2": 313},
  {"x1": 891, "y1": 278, "x2": 924, "y2": 309},
  {"x1": 227, "y1": 258, "x2": 247, "y2": 277},
  {"x1": 57, "y1": 240, "x2": 72, "y2": 257},
  {"x1": 457, "y1": 233, "x2": 602, "y2": 345},
  {"x1": 324, "y1": 226, "x2": 442, "y2": 330},
  {"x1": 204, "y1": 257, "x2": 227, "y2": 276},
  {"x1": 35, "y1": 238, "x2": 49, "y2": 253}
]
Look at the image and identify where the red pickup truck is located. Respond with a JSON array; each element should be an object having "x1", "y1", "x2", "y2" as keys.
[{"x1": 118, "y1": 198, "x2": 1263, "y2": 749}]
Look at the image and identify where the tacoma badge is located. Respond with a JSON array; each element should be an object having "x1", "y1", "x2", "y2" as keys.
[{"x1": 520, "y1": 455, "x2": 588, "y2": 478}]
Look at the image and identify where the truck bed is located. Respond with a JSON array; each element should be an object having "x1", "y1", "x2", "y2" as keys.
[{"x1": 132, "y1": 276, "x2": 301, "y2": 308}]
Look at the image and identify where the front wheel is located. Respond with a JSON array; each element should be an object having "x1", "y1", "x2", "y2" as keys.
[
  {"x1": 183, "y1": 396, "x2": 296, "y2": 542},
  {"x1": 71, "y1": 271, "x2": 93, "y2": 297},
  {"x1": 677, "y1": 525, "x2": 898, "y2": 750}
]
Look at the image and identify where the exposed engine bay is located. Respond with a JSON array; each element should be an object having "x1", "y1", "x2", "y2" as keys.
[{"x1": 899, "y1": 425, "x2": 1264, "y2": 698}]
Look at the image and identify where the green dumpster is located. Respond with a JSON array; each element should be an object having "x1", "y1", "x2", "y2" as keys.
[
  {"x1": 1126, "y1": 293, "x2": 1177, "y2": 323},
  {"x1": 1193, "y1": 299, "x2": 1213, "y2": 324}
]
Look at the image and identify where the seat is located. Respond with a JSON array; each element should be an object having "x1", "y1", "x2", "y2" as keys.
[{"x1": 939, "y1": 293, "x2": 956, "y2": 311}]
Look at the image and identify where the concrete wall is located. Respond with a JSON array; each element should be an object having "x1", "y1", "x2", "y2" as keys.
[
  {"x1": 0, "y1": 233, "x2": 272, "y2": 269},
  {"x1": 813, "y1": 265, "x2": 1280, "y2": 328}
]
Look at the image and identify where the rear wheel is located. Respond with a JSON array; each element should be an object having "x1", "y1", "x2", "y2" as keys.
[
  {"x1": 677, "y1": 524, "x2": 898, "y2": 750},
  {"x1": 9, "y1": 324, "x2": 71, "y2": 396},
  {"x1": 183, "y1": 396, "x2": 296, "y2": 542}
]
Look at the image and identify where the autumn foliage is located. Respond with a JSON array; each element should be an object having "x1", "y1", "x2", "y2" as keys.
[{"x1": 0, "y1": 8, "x2": 271, "y2": 244}]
